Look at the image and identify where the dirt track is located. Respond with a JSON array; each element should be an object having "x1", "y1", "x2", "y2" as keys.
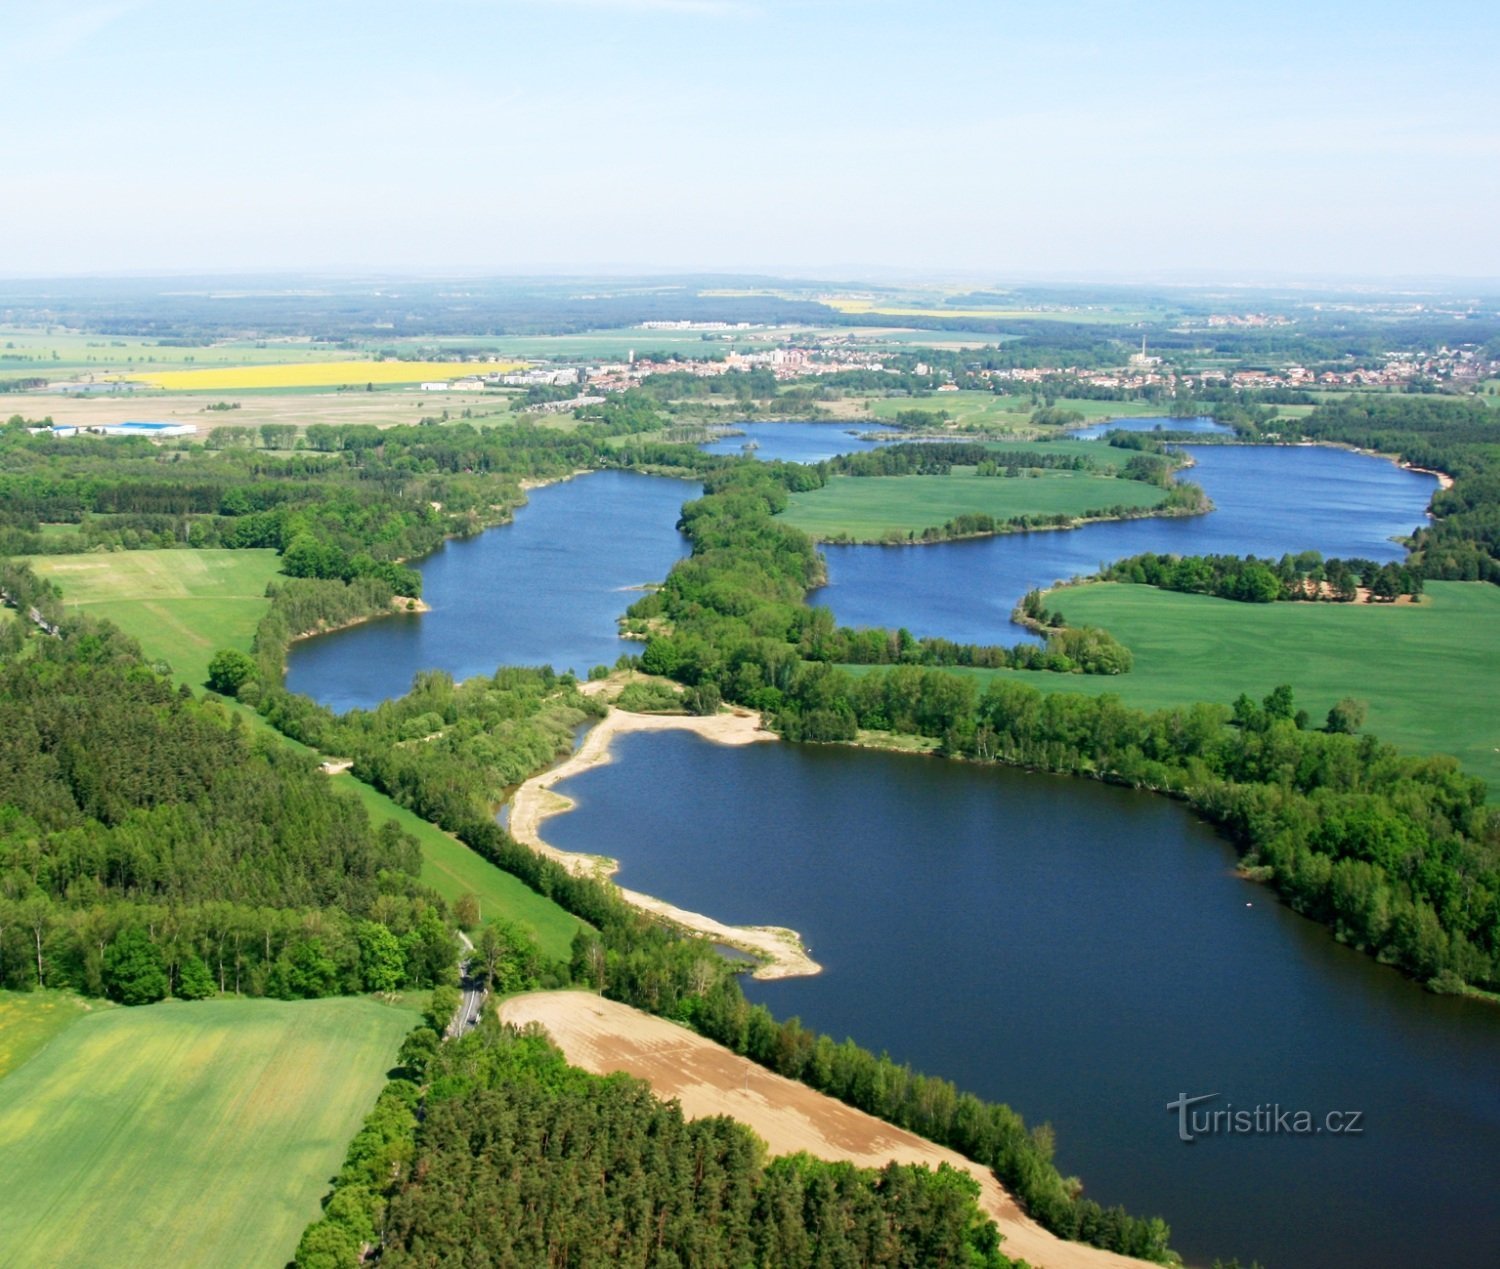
[{"x1": 500, "y1": 992, "x2": 1155, "y2": 1269}]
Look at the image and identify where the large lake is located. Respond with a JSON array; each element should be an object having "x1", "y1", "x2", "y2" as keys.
[
  {"x1": 285, "y1": 470, "x2": 693, "y2": 712},
  {"x1": 543, "y1": 731, "x2": 1500, "y2": 1269},
  {"x1": 811, "y1": 445, "x2": 1440, "y2": 644}
]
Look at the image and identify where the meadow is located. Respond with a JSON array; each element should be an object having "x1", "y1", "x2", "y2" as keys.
[
  {"x1": 948, "y1": 581, "x2": 1500, "y2": 790},
  {"x1": 0, "y1": 996, "x2": 413, "y2": 1268},
  {"x1": 334, "y1": 773, "x2": 586, "y2": 961},
  {"x1": 780, "y1": 470, "x2": 1166, "y2": 541},
  {"x1": 0, "y1": 992, "x2": 99, "y2": 1080},
  {"x1": 29, "y1": 549, "x2": 282, "y2": 689},
  {"x1": 867, "y1": 391, "x2": 1167, "y2": 433}
]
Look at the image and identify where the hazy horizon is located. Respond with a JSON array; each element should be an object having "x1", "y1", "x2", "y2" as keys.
[{"x1": 8, "y1": 0, "x2": 1498, "y2": 280}]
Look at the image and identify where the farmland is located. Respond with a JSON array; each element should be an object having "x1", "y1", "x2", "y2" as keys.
[
  {"x1": 28, "y1": 549, "x2": 282, "y2": 689},
  {"x1": 0, "y1": 992, "x2": 99, "y2": 1080},
  {"x1": 109, "y1": 359, "x2": 524, "y2": 391},
  {"x1": 0, "y1": 997, "x2": 413, "y2": 1269},
  {"x1": 780, "y1": 470, "x2": 1168, "y2": 542},
  {"x1": 946, "y1": 581, "x2": 1500, "y2": 791}
]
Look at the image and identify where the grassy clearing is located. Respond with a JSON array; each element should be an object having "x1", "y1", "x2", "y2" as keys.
[
  {"x1": 28, "y1": 549, "x2": 281, "y2": 689},
  {"x1": 333, "y1": 774, "x2": 586, "y2": 960},
  {"x1": 867, "y1": 392, "x2": 1165, "y2": 434},
  {"x1": 946, "y1": 581, "x2": 1500, "y2": 791},
  {"x1": 780, "y1": 471, "x2": 1166, "y2": 542},
  {"x1": 0, "y1": 996, "x2": 413, "y2": 1269},
  {"x1": 0, "y1": 992, "x2": 101, "y2": 1080}
]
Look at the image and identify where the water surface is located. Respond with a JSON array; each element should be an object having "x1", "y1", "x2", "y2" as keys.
[
  {"x1": 812, "y1": 445, "x2": 1439, "y2": 644},
  {"x1": 699, "y1": 420, "x2": 894, "y2": 464},
  {"x1": 544, "y1": 731, "x2": 1500, "y2": 1269},
  {"x1": 1067, "y1": 415, "x2": 1235, "y2": 440},
  {"x1": 285, "y1": 470, "x2": 692, "y2": 712}
]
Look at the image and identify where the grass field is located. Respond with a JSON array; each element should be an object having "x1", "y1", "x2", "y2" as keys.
[
  {"x1": 334, "y1": 774, "x2": 586, "y2": 960},
  {"x1": 0, "y1": 992, "x2": 101, "y2": 1080},
  {"x1": 947, "y1": 581, "x2": 1500, "y2": 790},
  {"x1": 867, "y1": 392, "x2": 1166, "y2": 434},
  {"x1": 28, "y1": 549, "x2": 282, "y2": 688},
  {"x1": 109, "y1": 359, "x2": 525, "y2": 391},
  {"x1": 780, "y1": 471, "x2": 1166, "y2": 541},
  {"x1": 0, "y1": 996, "x2": 413, "y2": 1268}
]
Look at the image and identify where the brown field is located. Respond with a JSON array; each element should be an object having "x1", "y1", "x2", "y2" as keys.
[
  {"x1": 0, "y1": 390, "x2": 518, "y2": 434},
  {"x1": 500, "y1": 992, "x2": 1152, "y2": 1269}
]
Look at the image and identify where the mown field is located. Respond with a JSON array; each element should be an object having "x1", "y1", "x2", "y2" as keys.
[
  {"x1": 780, "y1": 470, "x2": 1166, "y2": 541},
  {"x1": 29, "y1": 549, "x2": 281, "y2": 689},
  {"x1": 334, "y1": 773, "x2": 586, "y2": 961},
  {"x1": 0, "y1": 996, "x2": 414, "y2": 1269},
  {"x1": 947, "y1": 581, "x2": 1500, "y2": 791}
]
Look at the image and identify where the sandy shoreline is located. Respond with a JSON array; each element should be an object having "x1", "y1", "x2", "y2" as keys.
[
  {"x1": 501, "y1": 992, "x2": 1154, "y2": 1269},
  {"x1": 508, "y1": 706, "x2": 821, "y2": 979}
]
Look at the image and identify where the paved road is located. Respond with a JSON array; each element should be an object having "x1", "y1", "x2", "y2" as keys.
[{"x1": 448, "y1": 931, "x2": 487, "y2": 1037}]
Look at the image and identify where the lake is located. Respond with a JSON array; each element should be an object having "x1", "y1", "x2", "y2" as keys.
[
  {"x1": 542, "y1": 730, "x2": 1500, "y2": 1269},
  {"x1": 699, "y1": 420, "x2": 894, "y2": 464},
  {"x1": 284, "y1": 470, "x2": 693, "y2": 712},
  {"x1": 810, "y1": 445, "x2": 1440, "y2": 644}
]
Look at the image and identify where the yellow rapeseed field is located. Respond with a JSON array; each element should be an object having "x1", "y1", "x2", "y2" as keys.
[{"x1": 109, "y1": 359, "x2": 524, "y2": 391}]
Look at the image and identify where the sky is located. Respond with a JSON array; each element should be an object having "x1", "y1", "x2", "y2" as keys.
[{"x1": 5, "y1": 0, "x2": 1498, "y2": 282}]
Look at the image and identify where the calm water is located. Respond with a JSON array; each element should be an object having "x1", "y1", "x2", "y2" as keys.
[
  {"x1": 285, "y1": 471, "x2": 693, "y2": 712},
  {"x1": 812, "y1": 445, "x2": 1440, "y2": 644},
  {"x1": 699, "y1": 420, "x2": 895, "y2": 464},
  {"x1": 544, "y1": 732, "x2": 1500, "y2": 1269},
  {"x1": 1067, "y1": 414, "x2": 1235, "y2": 440}
]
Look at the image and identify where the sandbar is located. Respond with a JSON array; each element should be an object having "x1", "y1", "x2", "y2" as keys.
[{"x1": 507, "y1": 706, "x2": 820, "y2": 979}]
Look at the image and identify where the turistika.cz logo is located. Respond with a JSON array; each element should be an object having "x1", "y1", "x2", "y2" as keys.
[{"x1": 1167, "y1": 1093, "x2": 1364, "y2": 1142}]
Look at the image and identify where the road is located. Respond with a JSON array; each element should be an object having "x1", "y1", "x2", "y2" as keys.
[{"x1": 447, "y1": 930, "x2": 487, "y2": 1038}]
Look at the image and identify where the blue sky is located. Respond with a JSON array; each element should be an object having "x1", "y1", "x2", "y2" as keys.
[{"x1": 6, "y1": 0, "x2": 1497, "y2": 280}]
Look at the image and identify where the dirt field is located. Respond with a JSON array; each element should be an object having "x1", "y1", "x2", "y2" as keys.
[
  {"x1": 501, "y1": 992, "x2": 1153, "y2": 1269},
  {"x1": 0, "y1": 389, "x2": 515, "y2": 434}
]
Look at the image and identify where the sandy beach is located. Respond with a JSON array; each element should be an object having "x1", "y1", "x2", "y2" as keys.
[
  {"x1": 501, "y1": 992, "x2": 1155, "y2": 1269},
  {"x1": 507, "y1": 706, "x2": 820, "y2": 979}
]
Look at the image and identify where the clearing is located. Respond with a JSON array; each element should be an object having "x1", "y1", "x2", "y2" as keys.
[
  {"x1": 780, "y1": 471, "x2": 1167, "y2": 542},
  {"x1": 0, "y1": 996, "x2": 413, "y2": 1269},
  {"x1": 28, "y1": 548, "x2": 281, "y2": 689}
]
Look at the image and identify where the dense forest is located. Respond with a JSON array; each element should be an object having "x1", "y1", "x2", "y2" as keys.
[
  {"x1": 295, "y1": 1010, "x2": 1017, "y2": 1269},
  {"x1": 0, "y1": 611, "x2": 453, "y2": 1000},
  {"x1": 1097, "y1": 550, "x2": 1424, "y2": 603}
]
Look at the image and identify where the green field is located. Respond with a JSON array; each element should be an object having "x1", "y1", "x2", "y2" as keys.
[
  {"x1": 949, "y1": 581, "x2": 1500, "y2": 790},
  {"x1": 334, "y1": 774, "x2": 586, "y2": 960},
  {"x1": 868, "y1": 392, "x2": 1167, "y2": 434},
  {"x1": 781, "y1": 471, "x2": 1167, "y2": 541},
  {"x1": 0, "y1": 992, "x2": 100, "y2": 1080},
  {"x1": 28, "y1": 549, "x2": 281, "y2": 688},
  {"x1": 0, "y1": 996, "x2": 413, "y2": 1268}
]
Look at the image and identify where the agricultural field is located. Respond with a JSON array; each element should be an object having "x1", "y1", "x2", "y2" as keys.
[
  {"x1": 0, "y1": 996, "x2": 414, "y2": 1269},
  {"x1": 0, "y1": 330, "x2": 363, "y2": 376},
  {"x1": 948, "y1": 581, "x2": 1500, "y2": 791},
  {"x1": 780, "y1": 470, "x2": 1166, "y2": 542},
  {"x1": 333, "y1": 773, "x2": 586, "y2": 961},
  {"x1": 108, "y1": 359, "x2": 525, "y2": 391},
  {"x1": 0, "y1": 992, "x2": 99, "y2": 1080},
  {"x1": 28, "y1": 549, "x2": 282, "y2": 689},
  {"x1": 0, "y1": 387, "x2": 516, "y2": 435},
  {"x1": 866, "y1": 391, "x2": 1168, "y2": 433}
]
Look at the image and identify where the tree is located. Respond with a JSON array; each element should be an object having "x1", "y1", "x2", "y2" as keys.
[
  {"x1": 104, "y1": 927, "x2": 169, "y2": 1005},
  {"x1": 1326, "y1": 697, "x2": 1368, "y2": 735},
  {"x1": 175, "y1": 953, "x2": 217, "y2": 1000},
  {"x1": 357, "y1": 921, "x2": 406, "y2": 993},
  {"x1": 206, "y1": 647, "x2": 257, "y2": 696},
  {"x1": 453, "y1": 892, "x2": 480, "y2": 931}
]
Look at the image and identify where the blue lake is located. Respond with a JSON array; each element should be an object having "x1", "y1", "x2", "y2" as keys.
[
  {"x1": 284, "y1": 470, "x2": 693, "y2": 712},
  {"x1": 699, "y1": 419, "x2": 894, "y2": 464},
  {"x1": 811, "y1": 445, "x2": 1440, "y2": 644}
]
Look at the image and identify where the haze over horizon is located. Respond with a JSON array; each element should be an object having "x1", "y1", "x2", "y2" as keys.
[{"x1": 8, "y1": 0, "x2": 1498, "y2": 281}]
